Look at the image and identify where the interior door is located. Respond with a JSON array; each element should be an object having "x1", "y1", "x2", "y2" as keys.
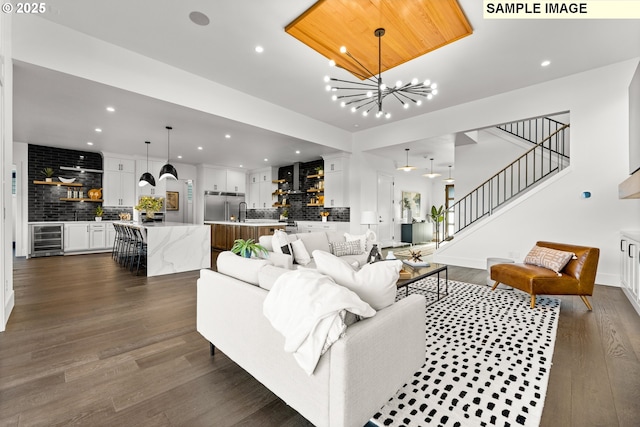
[{"x1": 376, "y1": 173, "x2": 394, "y2": 244}]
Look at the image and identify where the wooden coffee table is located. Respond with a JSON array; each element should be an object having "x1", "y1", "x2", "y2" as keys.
[{"x1": 397, "y1": 262, "x2": 448, "y2": 306}]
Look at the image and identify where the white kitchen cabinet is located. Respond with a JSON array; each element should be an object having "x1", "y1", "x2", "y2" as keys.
[
  {"x1": 201, "y1": 167, "x2": 227, "y2": 192},
  {"x1": 226, "y1": 169, "x2": 246, "y2": 193},
  {"x1": 620, "y1": 231, "x2": 640, "y2": 316},
  {"x1": 248, "y1": 167, "x2": 276, "y2": 208},
  {"x1": 104, "y1": 157, "x2": 136, "y2": 206},
  {"x1": 322, "y1": 154, "x2": 350, "y2": 207},
  {"x1": 296, "y1": 221, "x2": 338, "y2": 233},
  {"x1": 89, "y1": 224, "x2": 106, "y2": 249},
  {"x1": 105, "y1": 223, "x2": 116, "y2": 250},
  {"x1": 64, "y1": 223, "x2": 90, "y2": 252},
  {"x1": 135, "y1": 160, "x2": 166, "y2": 198}
]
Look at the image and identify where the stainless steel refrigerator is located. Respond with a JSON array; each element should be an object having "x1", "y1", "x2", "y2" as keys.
[{"x1": 204, "y1": 191, "x2": 246, "y2": 221}]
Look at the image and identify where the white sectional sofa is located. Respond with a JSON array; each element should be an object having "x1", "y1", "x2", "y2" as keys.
[
  {"x1": 196, "y1": 251, "x2": 426, "y2": 427},
  {"x1": 258, "y1": 230, "x2": 373, "y2": 270}
]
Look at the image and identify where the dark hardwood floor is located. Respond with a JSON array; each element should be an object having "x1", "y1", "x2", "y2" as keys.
[{"x1": 1, "y1": 255, "x2": 638, "y2": 426}]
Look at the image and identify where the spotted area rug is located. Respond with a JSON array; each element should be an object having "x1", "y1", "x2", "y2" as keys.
[{"x1": 370, "y1": 278, "x2": 560, "y2": 427}]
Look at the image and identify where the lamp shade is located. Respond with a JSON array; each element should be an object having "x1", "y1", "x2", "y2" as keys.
[
  {"x1": 159, "y1": 163, "x2": 178, "y2": 181},
  {"x1": 138, "y1": 171, "x2": 156, "y2": 187},
  {"x1": 361, "y1": 211, "x2": 377, "y2": 225}
]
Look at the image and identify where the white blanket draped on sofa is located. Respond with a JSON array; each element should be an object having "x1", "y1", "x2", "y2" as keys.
[{"x1": 263, "y1": 269, "x2": 376, "y2": 375}]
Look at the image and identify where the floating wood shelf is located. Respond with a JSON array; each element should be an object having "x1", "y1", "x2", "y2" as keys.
[
  {"x1": 307, "y1": 203, "x2": 324, "y2": 206},
  {"x1": 272, "y1": 190, "x2": 287, "y2": 195},
  {"x1": 272, "y1": 203, "x2": 291, "y2": 208},
  {"x1": 306, "y1": 174, "x2": 324, "y2": 179},
  {"x1": 272, "y1": 179, "x2": 286, "y2": 184},
  {"x1": 307, "y1": 188, "x2": 323, "y2": 193},
  {"x1": 60, "y1": 198, "x2": 103, "y2": 202},
  {"x1": 34, "y1": 180, "x2": 82, "y2": 187}
]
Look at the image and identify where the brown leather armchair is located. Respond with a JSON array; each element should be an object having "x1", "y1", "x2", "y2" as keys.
[{"x1": 490, "y1": 241, "x2": 600, "y2": 310}]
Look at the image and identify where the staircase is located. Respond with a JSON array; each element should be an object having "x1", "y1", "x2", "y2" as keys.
[{"x1": 447, "y1": 117, "x2": 570, "y2": 236}]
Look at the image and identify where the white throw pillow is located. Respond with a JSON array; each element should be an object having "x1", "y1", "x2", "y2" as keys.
[
  {"x1": 216, "y1": 251, "x2": 273, "y2": 286},
  {"x1": 344, "y1": 232, "x2": 366, "y2": 253},
  {"x1": 291, "y1": 239, "x2": 312, "y2": 265},
  {"x1": 272, "y1": 229, "x2": 297, "y2": 256},
  {"x1": 313, "y1": 250, "x2": 402, "y2": 310}
]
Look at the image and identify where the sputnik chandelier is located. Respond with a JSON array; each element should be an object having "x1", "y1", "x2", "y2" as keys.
[{"x1": 324, "y1": 28, "x2": 438, "y2": 119}]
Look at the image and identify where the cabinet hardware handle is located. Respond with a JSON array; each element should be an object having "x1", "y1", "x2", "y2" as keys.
[
  {"x1": 621, "y1": 239, "x2": 626, "y2": 251},
  {"x1": 630, "y1": 244, "x2": 635, "y2": 258}
]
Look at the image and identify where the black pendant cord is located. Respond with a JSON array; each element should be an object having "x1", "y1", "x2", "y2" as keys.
[
  {"x1": 146, "y1": 141, "x2": 150, "y2": 172},
  {"x1": 377, "y1": 29, "x2": 383, "y2": 113},
  {"x1": 166, "y1": 126, "x2": 172, "y2": 162}
]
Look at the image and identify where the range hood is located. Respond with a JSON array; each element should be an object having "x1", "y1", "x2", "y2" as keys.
[
  {"x1": 619, "y1": 169, "x2": 640, "y2": 199},
  {"x1": 288, "y1": 162, "x2": 304, "y2": 194}
]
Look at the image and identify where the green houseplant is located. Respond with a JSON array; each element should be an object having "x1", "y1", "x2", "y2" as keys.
[
  {"x1": 231, "y1": 238, "x2": 268, "y2": 258},
  {"x1": 135, "y1": 196, "x2": 163, "y2": 220},
  {"x1": 428, "y1": 205, "x2": 445, "y2": 246},
  {"x1": 41, "y1": 167, "x2": 55, "y2": 182},
  {"x1": 95, "y1": 205, "x2": 104, "y2": 221}
]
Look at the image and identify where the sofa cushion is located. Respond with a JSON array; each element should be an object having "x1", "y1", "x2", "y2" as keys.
[
  {"x1": 258, "y1": 264, "x2": 290, "y2": 290},
  {"x1": 344, "y1": 232, "x2": 367, "y2": 253},
  {"x1": 216, "y1": 251, "x2": 273, "y2": 285},
  {"x1": 272, "y1": 229, "x2": 297, "y2": 255},
  {"x1": 313, "y1": 250, "x2": 402, "y2": 310},
  {"x1": 291, "y1": 239, "x2": 312, "y2": 265},
  {"x1": 524, "y1": 245, "x2": 576, "y2": 276},
  {"x1": 297, "y1": 232, "x2": 331, "y2": 255},
  {"x1": 330, "y1": 240, "x2": 362, "y2": 257}
]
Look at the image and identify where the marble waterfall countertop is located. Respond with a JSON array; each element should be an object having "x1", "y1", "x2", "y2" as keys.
[{"x1": 203, "y1": 220, "x2": 285, "y2": 227}]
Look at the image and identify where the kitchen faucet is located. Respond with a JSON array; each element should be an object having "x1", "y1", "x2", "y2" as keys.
[{"x1": 238, "y1": 202, "x2": 247, "y2": 223}]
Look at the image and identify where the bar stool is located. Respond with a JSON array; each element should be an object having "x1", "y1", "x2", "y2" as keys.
[{"x1": 130, "y1": 227, "x2": 147, "y2": 275}]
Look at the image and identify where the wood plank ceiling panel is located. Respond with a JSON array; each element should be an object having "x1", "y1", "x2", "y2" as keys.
[{"x1": 285, "y1": 0, "x2": 472, "y2": 79}]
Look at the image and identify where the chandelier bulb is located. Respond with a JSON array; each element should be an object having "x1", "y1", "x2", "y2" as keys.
[
  {"x1": 423, "y1": 79, "x2": 431, "y2": 86},
  {"x1": 351, "y1": 106, "x2": 357, "y2": 113},
  {"x1": 380, "y1": 83, "x2": 386, "y2": 90},
  {"x1": 340, "y1": 101, "x2": 346, "y2": 107},
  {"x1": 385, "y1": 112, "x2": 391, "y2": 119},
  {"x1": 325, "y1": 85, "x2": 331, "y2": 91},
  {"x1": 340, "y1": 46, "x2": 347, "y2": 54},
  {"x1": 395, "y1": 80, "x2": 402, "y2": 88},
  {"x1": 416, "y1": 100, "x2": 423, "y2": 106},
  {"x1": 403, "y1": 103, "x2": 409, "y2": 109},
  {"x1": 329, "y1": 60, "x2": 336, "y2": 67},
  {"x1": 375, "y1": 111, "x2": 382, "y2": 118},
  {"x1": 432, "y1": 89, "x2": 438, "y2": 95},
  {"x1": 331, "y1": 95, "x2": 337, "y2": 101},
  {"x1": 427, "y1": 94, "x2": 433, "y2": 100},
  {"x1": 432, "y1": 83, "x2": 438, "y2": 89},
  {"x1": 366, "y1": 91, "x2": 373, "y2": 98},
  {"x1": 411, "y1": 78, "x2": 419, "y2": 85},
  {"x1": 323, "y1": 75, "x2": 330, "y2": 82},
  {"x1": 362, "y1": 110, "x2": 368, "y2": 117}
]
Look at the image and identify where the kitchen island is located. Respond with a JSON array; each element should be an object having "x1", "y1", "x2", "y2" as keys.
[
  {"x1": 204, "y1": 221, "x2": 285, "y2": 251},
  {"x1": 116, "y1": 221, "x2": 210, "y2": 277}
]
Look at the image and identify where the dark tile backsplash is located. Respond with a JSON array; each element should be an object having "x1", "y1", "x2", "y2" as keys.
[
  {"x1": 246, "y1": 159, "x2": 349, "y2": 222},
  {"x1": 28, "y1": 144, "x2": 128, "y2": 222}
]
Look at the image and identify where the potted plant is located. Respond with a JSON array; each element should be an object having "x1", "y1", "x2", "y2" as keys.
[
  {"x1": 231, "y1": 238, "x2": 268, "y2": 258},
  {"x1": 41, "y1": 167, "x2": 55, "y2": 182},
  {"x1": 428, "y1": 205, "x2": 445, "y2": 247},
  {"x1": 95, "y1": 205, "x2": 104, "y2": 221},
  {"x1": 135, "y1": 196, "x2": 164, "y2": 221},
  {"x1": 315, "y1": 166, "x2": 324, "y2": 175},
  {"x1": 280, "y1": 208, "x2": 289, "y2": 221}
]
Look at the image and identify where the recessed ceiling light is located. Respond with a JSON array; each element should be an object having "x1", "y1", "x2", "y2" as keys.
[
  {"x1": 106, "y1": 106, "x2": 115, "y2": 112},
  {"x1": 177, "y1": 155, "x2": 183, "y2": 159},
  {"x1": 189, "y1": 11, "x2": 210, "y2": 26},
  {"x1": 95, "y1": 128, "x2": 102, "y2": 132},
  {"x1": 225, "y1": 134, "x2": 231, "y2": 139},
  {"x1": 239, "y1": 164, "x2": 243, "y2": 168},
  {"x1": 541, "y1": 60, "x2": 551, "y2": 67},
  {"x1": 255, "y1": 46, "x2": 264, "y2": 53},
  {"x1": 264, "y1": 158, "x2": 268, "y2": 162},
  {"x1": 86, "y1": 142, "x2": 93, "y2": 146},
  {"x1": 197, "y1": 146, "x2": 203, "y2": 150},
  {"x1": 295, "y1": 150, "x2": 300, "y2": 154}
]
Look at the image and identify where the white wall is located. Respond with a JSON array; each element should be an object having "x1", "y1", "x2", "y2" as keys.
[
  {"x1": 1, "y1": 11, "x2": 13, "y2": 330},
  {"x1": 354, "y1": 58, "x2": 640, "y2": 286}
]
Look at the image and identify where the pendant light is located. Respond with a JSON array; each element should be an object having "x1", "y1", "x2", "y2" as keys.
[
  {"x1": 423, "y1": 158, "x2": 441, "y2": 178},
  {"x1": 443, "y1": 165, "x2": 455, "y2": 183},
  {"x1": 159, "y1": 126, "x2": 178, "y2": 181},
  {"x1": 138, "y1": 141, "x2": 156, "y2": 187},
  {"x1": 397, "y1": 148, "x2": 416, "y2": 172}
]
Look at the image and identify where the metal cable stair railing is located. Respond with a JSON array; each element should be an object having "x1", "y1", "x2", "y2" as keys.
[
  {"x1": 446, "y1": 123, "x2": 570, "y2": 236},
  {"x1": 497, "y1": 116, "x2": 570, "y2": 160}
]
